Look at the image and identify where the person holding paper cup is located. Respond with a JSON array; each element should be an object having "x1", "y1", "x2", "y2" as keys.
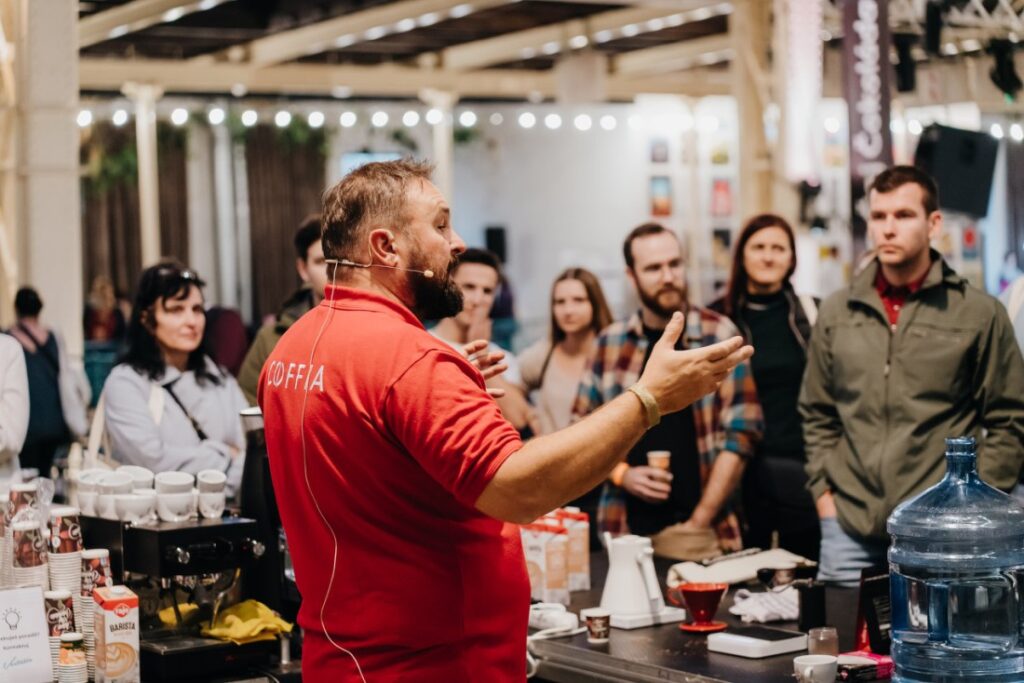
[{"x1": 258, "y1": 161, "x2": 753, "y2": 682}]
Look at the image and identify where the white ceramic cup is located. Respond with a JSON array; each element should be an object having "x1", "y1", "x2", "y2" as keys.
[
  {"x1": 116, "y1": 465, "x2": 155, "y2": 491},
  {"x1": 75, "y1": 469, "x2": 107, "y2": 493},
  {"x1": 793, "y1": 654, "x2": 838, "y2": 683},
  {"x1": 156, "y1": 492, "x2": 194, "y2": 522},
  {"x1": 77, "y1": 490, "x2": 98, "y2": 517},
  {"x1": 196, "y1": 469, "x2": 227, "y2": 493},
  {"x1": 97, "y1": 472, "x2": 133, "y2": 495},
  {"x1": 154, "y1": 471, "x2": 195, "y2": 494},
  {"x1": 96, "y1": 493, "x2": 119, "y2": 520},
  {"x1": 113, "y1": 493, "x2": 154, "y2": 523},
  {"x1": 198, "y1": 491, "x2": 226, "y2": 519}
]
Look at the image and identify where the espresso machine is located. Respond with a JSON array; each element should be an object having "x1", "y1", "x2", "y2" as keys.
[{"x1": 80, "y1": 508, "x2": 273, "y2": 680}]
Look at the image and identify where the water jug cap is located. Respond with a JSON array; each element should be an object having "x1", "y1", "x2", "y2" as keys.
[{"x1": 945, "y1": 436, "x2": 975, "y2": 454}]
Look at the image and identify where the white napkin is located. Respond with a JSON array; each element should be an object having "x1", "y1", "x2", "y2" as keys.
[
  {"x1": 666, "y1": 548, "x2": 813, "y2": 586},
  {"x1": 728, "y1": 586, "x2": 799, "y2": 623}
]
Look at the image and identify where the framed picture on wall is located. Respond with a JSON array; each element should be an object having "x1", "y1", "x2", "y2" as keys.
[
  {"x1": 650, "y1": 138, "x2": 669, "y2": 163},
  {"x1": 650, "y1": 176, "x2": 672, "y2": 216},
  {"x1": 710, "y1": 178, "x2": 733, "y2": 218}
]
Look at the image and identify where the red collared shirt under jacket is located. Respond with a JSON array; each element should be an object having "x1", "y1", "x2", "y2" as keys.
[{"x1": 259, "y1": 286, "x2": 528, "y2": 682}]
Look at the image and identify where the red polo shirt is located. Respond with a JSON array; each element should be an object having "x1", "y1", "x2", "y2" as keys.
[{"x1": 259, "y1": 286, "x2": 528, "y2": 682}]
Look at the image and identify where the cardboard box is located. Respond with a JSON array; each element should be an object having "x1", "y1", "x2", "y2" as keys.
[
  {"x1": 521, "y1": 523, "x2": 569, "y2": 605},
  {"x1": 93, "y1": 585, "x2": 140, "y2": 682}
]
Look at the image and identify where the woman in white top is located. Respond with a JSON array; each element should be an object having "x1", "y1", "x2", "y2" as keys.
[
  {"x1": 517, "y1": 268, "x2": 613, "y2": 435},
  {"x1": 103, "y1": 262, "x2": 246, "y2": 492},
  {"x1": 0, "y1": 334, "x2": 28, "y2": 479}
]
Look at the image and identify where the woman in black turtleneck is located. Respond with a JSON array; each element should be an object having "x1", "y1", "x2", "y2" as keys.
[{"x1": 710, "y1": 214, "x2": 820, "y2": 562}]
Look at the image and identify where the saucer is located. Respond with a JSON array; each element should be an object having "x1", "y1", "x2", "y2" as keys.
[{"x1": 679, "y1": 621, "x2": 728, "y2": 633}]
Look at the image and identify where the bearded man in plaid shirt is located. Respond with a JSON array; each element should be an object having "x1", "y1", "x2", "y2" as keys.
[{"x1": 573, "y1": 223, "x2": 764, "y2": 560}]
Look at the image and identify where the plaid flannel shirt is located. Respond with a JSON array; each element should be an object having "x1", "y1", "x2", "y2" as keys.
[{"x1": 573, "y1": 305, "x2": 763, "y2": 543}]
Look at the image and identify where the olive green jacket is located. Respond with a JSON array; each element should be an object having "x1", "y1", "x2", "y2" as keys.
[
  {"x1": 237, "y1": 288, "x2": 315, "y2": 405},
  {"x1": 799, "y1": 253, "x2": 1024, "y2": 539}
]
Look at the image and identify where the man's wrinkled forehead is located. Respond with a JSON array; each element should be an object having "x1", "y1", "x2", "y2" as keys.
[{"x1": 405, "y1": 177, "x2": 449, "y2": 220}]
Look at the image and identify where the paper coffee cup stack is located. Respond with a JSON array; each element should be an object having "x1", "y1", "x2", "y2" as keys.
[
  {"x1": 45, "y1": 589, "x2": 76, "y2": 677},
  {"x1": 11, "y1": 520, "x2": 49, "y2": 589},
  {"x1": 58, "y1": 633, "x2": 88, "y2": 683},
  {"x1": 48, "y1": 507, "x2": 84, "y2": 592},
  {"x1": 78, "y1": 548, "x2": 111, "y2": 679}
]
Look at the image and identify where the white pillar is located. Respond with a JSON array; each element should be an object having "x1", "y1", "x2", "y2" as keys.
[
  {"x1": 211, "y1": 120, "x2": 238, "y2": 309},
  {"x1": 730, "y1": 0, "x2": 772, "y2": 219},
  {"x1": 420, "y1": 88, "x2": 457, "y2": 200},
  {"x1": 15, "y1": 0, "x2": 82, "y2": 355},
  {"x1": 186, "y1": 121, "x2": 220, "y2": 303},
  {"x1": 123, "y1": 81, "x2": 162, "y2": 267},
  {"x1": 232, "y1": 138, "x2": 252, "y2": 323}
]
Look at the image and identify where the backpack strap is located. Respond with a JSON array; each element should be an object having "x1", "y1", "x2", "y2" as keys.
[
  {"x1": 85, "y1": 382, "x2": 164, "y2": 469},
  {"x1": 798, "y1": 293, "x2": 818, "y2": 327}
]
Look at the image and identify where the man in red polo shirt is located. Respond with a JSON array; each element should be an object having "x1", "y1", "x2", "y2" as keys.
[{"x1": 258, "y1": 160, "x2": 752, "y2": 682}]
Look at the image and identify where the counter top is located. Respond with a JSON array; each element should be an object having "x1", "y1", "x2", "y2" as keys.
[{"x1": 530, "y1": 551, "x2": 860, "y2": 683}]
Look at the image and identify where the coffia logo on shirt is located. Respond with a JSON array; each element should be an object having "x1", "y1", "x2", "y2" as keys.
[{"x1": 266, "y1": 361, "x2": 326, "y2": 392}]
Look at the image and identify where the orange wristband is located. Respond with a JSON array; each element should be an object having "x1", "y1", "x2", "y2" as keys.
[{"x1": 610, "y1": 462, "x2": 629, "y2": 487}]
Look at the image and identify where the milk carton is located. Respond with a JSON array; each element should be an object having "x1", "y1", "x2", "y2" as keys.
[
  {"x1": 93, "y1": 585, "x2": 140, "y2": 682},
  {"x1": 553, "y1": 508, "x2": 591, "y2": 591},
  {"x1": 520, "y1": 523, "x2": 569, "y2": 605}
]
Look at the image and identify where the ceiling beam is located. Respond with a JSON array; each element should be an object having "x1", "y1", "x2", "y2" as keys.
[
  {"x1": 79, "y1": 57, "x2": 729, "y2": 99},
  {"x1": 614, "y1": 32, "x2": 731, "y2": 75},
  {"x1": 441, "y1": 0, "x2": 731, "y2": 71},
  {"x1": 79, "y1": 0, "x2": 230, "y2": 48},
  {"x1": 193, "y1": 0, "x2": 510, "y2": 69}
]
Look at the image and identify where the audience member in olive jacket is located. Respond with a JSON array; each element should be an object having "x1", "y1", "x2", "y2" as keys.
[
  {"x1": 800, "y1": 166, "x2": 1024, "y2": 586},
  {"x1": 710, "y1": 214, "x2": 820, "y2": 562}
]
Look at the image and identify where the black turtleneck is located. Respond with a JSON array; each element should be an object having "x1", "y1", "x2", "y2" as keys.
[{"x1": 744, "y1": 291, "x2": 805, "y2": 459}]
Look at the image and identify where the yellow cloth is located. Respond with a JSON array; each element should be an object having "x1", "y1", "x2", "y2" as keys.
[
  {"x1": 157, "y1": 603, "x2": 200, "y2": 628},
  {"x1": 200, "y1": 600, "x2": 293, "y2": 645}
]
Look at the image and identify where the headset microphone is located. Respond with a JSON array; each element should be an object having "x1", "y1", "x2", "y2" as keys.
[{"x1": 325, "y1": 258, "x2": 434, "y2": 279}]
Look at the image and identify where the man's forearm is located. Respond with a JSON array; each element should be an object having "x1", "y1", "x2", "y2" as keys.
[
  {"x1": 475, "y1": 391, "x2": 647, "y2": 523},
  {"x1": 689, "y1": 451, "x2": 745, "y2": 527}
]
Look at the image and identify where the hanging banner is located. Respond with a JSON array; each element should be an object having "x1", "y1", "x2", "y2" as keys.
[{"x1": 841, "y1": 0, "x2": 894, "y2": 252}]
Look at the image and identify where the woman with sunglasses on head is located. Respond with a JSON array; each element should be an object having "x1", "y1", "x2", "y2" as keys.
[
  {"x1": 102, "y1": 262, "x2": 246, "y2": 492},
  {"x1": 709, "y1": 214, "x2": 820, "y2": 562}
]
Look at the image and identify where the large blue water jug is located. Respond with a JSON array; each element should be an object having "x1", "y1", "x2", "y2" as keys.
[{"x1": 888, "y1": 437, "x2": 1024, "y2": 682}]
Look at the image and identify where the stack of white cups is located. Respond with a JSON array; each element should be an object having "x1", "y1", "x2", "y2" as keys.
[
  {"x1": 58, "y1": 632, "x2": 88, "y2": 683},
  {"x1": 48, "y1": 507, "x2": 83, "y2": 592},
  {"x1": 11, "y1": 520, "x2": 48, "y2": 589}
]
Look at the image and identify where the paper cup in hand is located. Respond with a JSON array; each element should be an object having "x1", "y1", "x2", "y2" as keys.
[
  {"x1": 646, "y1": 451, "x2": 671, "y2": 471},
  {"x1": 197, "y1": 469, "x2": 227, "y2": 493}
]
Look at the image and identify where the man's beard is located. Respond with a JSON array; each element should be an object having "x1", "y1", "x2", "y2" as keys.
[
  {"x1": 637, "y1": 283, "x2": 687, "y2": 319},
  {"x1": 410, "y1": 256, "x2": 463, "y2": 321}
]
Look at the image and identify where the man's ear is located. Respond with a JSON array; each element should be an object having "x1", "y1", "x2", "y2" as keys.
[
  {"x1": 296, "y1": 257, "x2": 310, "y2": 284},
  {"x1": 927, "y1": 210, "x2": 943, "y2": 242}
]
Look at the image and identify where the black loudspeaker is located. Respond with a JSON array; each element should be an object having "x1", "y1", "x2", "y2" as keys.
[
  {"x1": 914, "y1": 124, "x2": 999, "y2": 217},
  {"x1": 485, "y1": 225, "x2": 507, "y2": 264}
]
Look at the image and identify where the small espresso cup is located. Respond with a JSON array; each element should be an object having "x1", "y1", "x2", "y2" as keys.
[
  {"x1": 196, "y1": 469, "x2": 227, "y2": 493},
  {"x1": 156, "y1": 492, "x2": 194, "y2": 522},
  {"x1": 793, "y1": 654, "x2": 838, "y2": 683},
  {"x1": 198, "y1": 491, "x2": 226, "y2": 519},
  {"x1": 116, "y1": 465, "x2": 155, "y2": 491},
  {"x1": 154, "y1": 471, "x2": 194, "y2": 494},
  {"x1": 579, "y1": 607, "x2": 611, "y2": 645}
]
